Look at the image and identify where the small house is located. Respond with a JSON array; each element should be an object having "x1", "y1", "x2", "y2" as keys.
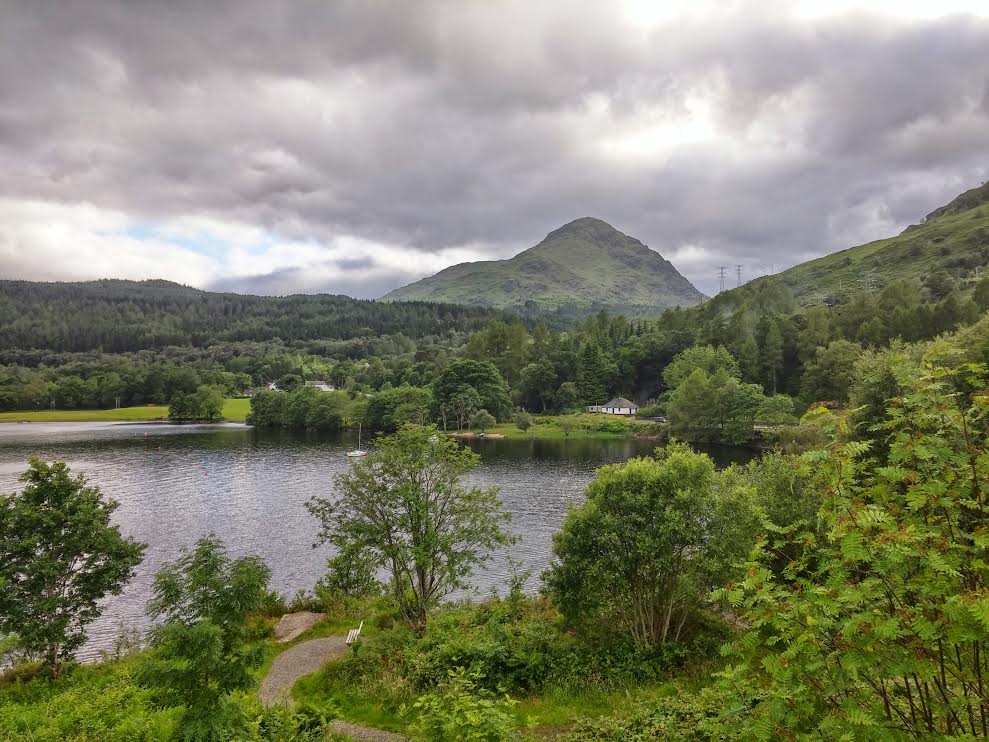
[
  {"x1": 586, "y1": 405, "x2": 604, "y2": 413},
  {"x1": 602, "y1": 397, "x2": 638, "y2": 416},
  {"x1": 305, "y1": 380, "x2": 336, "y2": 392}
]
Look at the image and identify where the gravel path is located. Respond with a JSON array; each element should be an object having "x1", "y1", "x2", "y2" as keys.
[
  {"x1": 328, "y1": 719, "x2": 409, "y2": 741},
  {"x1": 259, "y1": 636, "x2": 348, "y2": 705},
  {"x1": 259, "y1": 634, "x2": 411, "y2": 741}
]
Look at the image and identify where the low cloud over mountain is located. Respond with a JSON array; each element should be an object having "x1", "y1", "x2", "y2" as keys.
[{"x1": 2, "y1": 0, "x2": 989, "y2": 296}]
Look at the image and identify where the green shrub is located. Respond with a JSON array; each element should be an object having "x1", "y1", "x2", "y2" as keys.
[
  {"x1": 242, "y1": 699, "x2": 338, "y2": 741},
  {"x1": 245, "y1": 614, "x2": 275, "y2": 642},
  {"x1": 345, "y1": 597, "x2": 714, "y2": 698},
  {"x1": 0, "y1": 660, "x2": 179, "y2": 742},
  {"x1": 407, "y1": 667, "x2": 519, "y2": 742},
  {"x1": 636, "y1": 402, "x2": 664, "y2": 417},
  {"x1": 581, "y1": 418, "x2": 630, "y2": 435},
  {"x1": 561, "y1": 689, "x2": 732, "y2": 741},
  {"x1": 258, "y1": 590, "x2": 288, "y2": 617}
]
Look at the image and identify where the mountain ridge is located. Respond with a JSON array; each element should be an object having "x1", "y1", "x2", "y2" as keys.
[
  {"x1": 382, "y1": 217, "x2": 705, "y2": 317},
  {"x1": 707, "y1": 180, "x2": 989, "y2": 313}
]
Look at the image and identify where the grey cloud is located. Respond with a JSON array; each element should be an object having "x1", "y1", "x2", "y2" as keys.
[
  {"x1": 334, "y1": 256, "x2": 375, "y2": 271},
  {"x1": 208, "y1": 264, "x2": 412, "y2": 300},
  {"x1": 1, "y1": 1, "x2": 988, "y2": 296}
]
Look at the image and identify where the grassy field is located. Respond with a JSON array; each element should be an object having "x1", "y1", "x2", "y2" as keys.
[
  {"x1": 483, "y1": 412, "x2": 658, "y2": 439},
  {"x1": 0, "y1": 398, "x2": 251, "y2": 423}
]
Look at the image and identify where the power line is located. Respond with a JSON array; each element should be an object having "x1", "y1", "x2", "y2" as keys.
[
  {"x1": 717, "y1": 266, "x2": 727, "y2": 293},
  {"x1": 735, "y1": 265, "x2": 743, "y2": 287}
]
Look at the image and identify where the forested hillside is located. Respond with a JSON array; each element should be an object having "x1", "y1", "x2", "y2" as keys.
[{"x1": 0, "y1": 279, "x2": 512, "y2": 353}]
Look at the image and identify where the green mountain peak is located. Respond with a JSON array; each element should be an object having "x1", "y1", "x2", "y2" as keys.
[{"x1": 383, "y1": 218, "x2": 704, "y2": 317}]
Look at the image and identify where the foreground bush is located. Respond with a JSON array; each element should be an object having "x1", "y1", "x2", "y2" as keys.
[
  {"x1": 0, "y1": 657, "x2": 336, "y2": 742},
  {"x1": 547, "y1": 443, "x2": 759, "y2": 646},
  {"x1": 0, "y1": 659, "x2": 178, "y2": 741},
  {"x1": 139, "y1": 534, "x2": 272, "y2": 741},
  {"x1": 409, "y1": 667, "x2": 519, "y2": 742},
  {"x1": 720, "y1": 346, "x2": 989, "y2": 738},
  {"x1": 562, "y1": 691, "x2": 730, "y2": 742},
  {"x1": 295, "y1": 594, "x2": 719, "y2": 726}
]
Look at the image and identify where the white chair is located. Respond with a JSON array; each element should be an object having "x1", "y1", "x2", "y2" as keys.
[{"x1": 346, "y1": 620, "x2": 364, "y2": 645}]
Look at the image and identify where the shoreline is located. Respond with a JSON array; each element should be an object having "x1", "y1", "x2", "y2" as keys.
[
  {"x1": 0, "y1": 398, "x2": 250, "y2": 424},
  {"x1": 0, "y1": 409, "x2": 772, "y2": 452}
]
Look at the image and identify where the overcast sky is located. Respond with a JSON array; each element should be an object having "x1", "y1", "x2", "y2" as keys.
[{"x1": 2, "y1": 0, "x2": 988, "y2": 298}]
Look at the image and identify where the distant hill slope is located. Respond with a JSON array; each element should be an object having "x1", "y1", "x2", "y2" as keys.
[
  {"x1": 711, "y1": 180, "x2": 989, "y2": 311},
  {"x1": 0, "y1": 279, "x2": 511, "y2": 353},
  {"x1": 382, "y1": 217, "x2": 705, "y2": 316}
]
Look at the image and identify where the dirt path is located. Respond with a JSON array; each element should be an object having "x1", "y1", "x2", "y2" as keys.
[
  {"x1": 259, "y1": 636, "x2": 348, "y2": 705},
  {"x1": 259, "y1": 634, "x2": 410, "y2": 741},
  {"x1": 273, "y1": 611, "x2": 325, "y2": 644},
  {"x1": 328, "y1": 719, "x2": 409, "y2": 741}
]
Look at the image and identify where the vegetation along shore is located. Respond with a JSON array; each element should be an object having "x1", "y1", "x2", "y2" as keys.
[{"x1": 3, "y1": 313, "x2": 989, "y2": 740}]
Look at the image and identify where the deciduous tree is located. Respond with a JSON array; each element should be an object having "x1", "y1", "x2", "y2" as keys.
[
  {"x1": 662, "y1": 345, "x2": 740, "y2": 390},
  {"x1": 140, "y1": 535, "x2": 271, "y2": 738},
  {"x1": 0, "y1": 459, "x2": 145, "y2": 676},
  {"x1": 513, "y1": 410, "x2": 533, "y2": 434},
  {"x1": 470, "y1": 409, "x2": 495, "y2": 433},
  {"x1": 667, "y1": 368, "x2": 764, "y2": 443},
  {"x1": 721, "y1": 347, "x2": 989, "y2": 738},
  {"x1": 433, "y1": 360, "x2": 512, "y2": 422},
  {"x1": 308, "y1": 425, "x2": 511, "y2": 631},
  {"x1": 547, "y1": 443, "x2": 758, "y2": 646}
]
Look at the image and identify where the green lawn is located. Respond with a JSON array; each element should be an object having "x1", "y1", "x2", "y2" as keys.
[
  {"x1": 220, "y1": 397, "x2": 250, "y2": 421},
  {"x1": 480, "y1": 412, "x2": 655, "y2": 440},
  {"x1": 0, "y1": 398, "x2": 251, "y2": 423}
]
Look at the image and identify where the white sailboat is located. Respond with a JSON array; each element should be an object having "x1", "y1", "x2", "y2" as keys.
[{"x1": 346, "y1": 422, "x2": 369, "y2": 458}]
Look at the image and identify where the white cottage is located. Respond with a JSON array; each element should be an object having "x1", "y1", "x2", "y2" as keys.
[
  {"x1": 304, "y1": 380, "x2": 336, "y2": 392},
  {"x1": 602, "y1": 397, "x2": 638, "y2": 416}
]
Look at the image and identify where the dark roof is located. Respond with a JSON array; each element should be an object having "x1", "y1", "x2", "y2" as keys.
[{"x1": 604, "y1": 397, "x2": 637, "y2": 408}]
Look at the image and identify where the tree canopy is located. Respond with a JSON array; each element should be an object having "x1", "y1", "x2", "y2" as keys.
[
  {"x1": 307, "y1": 425, "x2": 511, "y2": 631},
  {"x1": 140, "y1": 534, "x2": 272, "y2": 737},
  {"x1": 547, "y1": 442, "x2": 758, "y2": 646},
  {"x1": 432, "y1": 359, "x2": 512, "y2": 422},
  {"x1": 0, "y1": 459, "x2": 145, "y2": 676}
]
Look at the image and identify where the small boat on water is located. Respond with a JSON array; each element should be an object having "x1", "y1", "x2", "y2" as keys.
[{"x1": 346, "y1": 423, "x2": 369, "y2": 458}]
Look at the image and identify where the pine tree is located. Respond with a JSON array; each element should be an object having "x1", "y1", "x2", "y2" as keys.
[
  {"x1": 737, "y1": 336, "x2": 760, "y2": 384},
  {"x1": 576, "y1": 342, "x2": 609, "y2": 406},
  {"x1": 761, "y1": 321, "x2": 784, "y2": 394}
]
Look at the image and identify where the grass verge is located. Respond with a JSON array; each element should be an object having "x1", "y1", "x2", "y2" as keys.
[{"x1": 0, "y1": 398, "x2": 250, "y2": 424}]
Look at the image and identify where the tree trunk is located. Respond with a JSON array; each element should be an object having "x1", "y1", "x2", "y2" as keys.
[{"x1": 46, "y1": 643, "x2": 62, "y2": 679}]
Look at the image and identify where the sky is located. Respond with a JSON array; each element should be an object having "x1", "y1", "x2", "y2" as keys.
[{"x1": 2, "y1": 1, "x2": 989, "y2": 298}]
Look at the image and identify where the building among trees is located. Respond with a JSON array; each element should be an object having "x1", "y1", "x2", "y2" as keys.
[
  {"x1": 601, "y1": 397, "x2": 638, "y2": 415},
  {"x1": 304, "y1": 380, "x2": 336, "y2": 392}
]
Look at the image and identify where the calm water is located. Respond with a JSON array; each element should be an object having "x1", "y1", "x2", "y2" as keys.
[{"x1": 0, "y1": 422, "x2": 756, "y2": 660}]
